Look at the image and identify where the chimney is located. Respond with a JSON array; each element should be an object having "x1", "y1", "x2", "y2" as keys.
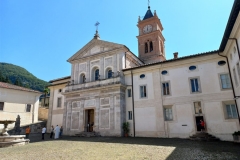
[{"x1": 173, "y1": 52, "x2": 178, "y2": 59}]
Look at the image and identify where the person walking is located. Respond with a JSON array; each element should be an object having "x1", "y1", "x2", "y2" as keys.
[
  {"x1": 42, "y1": 126, "x2": 46, "y2": 140},
  {"x1": 25, "y1": 126, "x2": 31, "y2": 139},
  {"x1": 200, "y1": 120, "x2": 205, "y2": 132},
  {"x1": 59, "y1": 126, "x2": 63, "y2": 138},
  {"x1": 54, "y1": 125, "x2": 60, "y2": 139},
  {"x1": 50, "y1": 125, "x2": 54, "y2": 139}
]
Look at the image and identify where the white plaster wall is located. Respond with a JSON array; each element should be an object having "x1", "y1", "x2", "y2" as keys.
[
  {"x1": 133, "y1": 72, "x2": 154, "y2": 101},
  {"x1": 51, "y1": 114, "x2": 63, "y2": 128},
  {"x1": 135, "y1": 107, "x2": 156, "y2": 136},
  {"x1": 0, "y1": 88, "x2": 41, "y2": 130},
  {"x1": 52, "y1": 87, "x2": 65, "y2": 110},
  {"x1": 204, "y1": 101, "x2": 238, "y2": 141},
  {"x1": 223, "y1": 14, "x2": 240, "y2": 121},
  {"x1": 124, "y1": 54, "x2": 238, "y2": 140}
]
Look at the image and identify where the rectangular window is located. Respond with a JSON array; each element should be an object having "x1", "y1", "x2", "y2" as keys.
[
  {"x1": 128, "y1": 111, "x2": 132, "y2": 120},
  {"x1": 57, "y1": 97, "x2": 62, "y2": 108},
  {"x1": 237, "y1": 63, "x2": 240, "y2": 79},
  {"x1": 190, "y1": 78, "x2": 200, "y2": 93},
  {"x1": 0, "y1": 102, "x2": 4, "y2": 111},
  {"x1": 220, "y1": 74, "x2": 231, "y2": 89},
  {"x1": 162, "y1": 82, "x2": 170, "y2": 95},
  {"x1": 127, "y1": 89, "x2": 132, "y2": 97},
  {"x1": 140, "y1": 85, "x2": 147, "y2": 98},
  {"x1": 194, "y1": 102, "x2": 202, "y2": 114},
  {"x1": 233, "y1": 68, "x2": 238, "y2": 86},
  {"x1": 226, "y1": 104, "x2": 238, "y2": 119},
  {"x1": 164, "y1": 107, "x2": 173, "y2": 121},
  {"x1": 26, "y1": 104, "x2": 31, "y2": 112}
]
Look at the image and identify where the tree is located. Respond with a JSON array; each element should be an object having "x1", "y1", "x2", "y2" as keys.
[
  {"x1": 43, "y1": 87, "x2": 50, "y2": 107},
  {"x1": 5, "y1": 76, "x2": 11, "y2": 83},
  {"x1": 0, "y1": 72, "x2": 4, "y2": 82},
  {"x1": 14, "y1": 78, "x2": 22, "y2": 86}
]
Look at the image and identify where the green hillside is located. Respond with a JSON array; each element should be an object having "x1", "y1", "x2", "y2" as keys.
[{"x1": 0, "y1": 62, "x2": 49, "y2": 92}]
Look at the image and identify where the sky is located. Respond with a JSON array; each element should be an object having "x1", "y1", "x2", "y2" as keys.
[{"x1": 0, "y1": 0, "x2": 235, "y2": 82}]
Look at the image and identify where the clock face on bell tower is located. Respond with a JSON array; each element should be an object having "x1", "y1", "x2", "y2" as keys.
[{"x1": 137, "y1": 6, "x2": 166, "y2": 64}]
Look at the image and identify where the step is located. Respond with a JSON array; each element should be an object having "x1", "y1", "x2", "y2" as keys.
[
  {"x1": 75, "y1": 131, "x2": 101, "y2": 137},
  {"x1": 189, "y1": 132, "x2": 220, "y2": 141}
]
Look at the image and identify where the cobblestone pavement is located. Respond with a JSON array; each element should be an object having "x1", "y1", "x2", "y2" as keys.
[{"x1": 0, "y1": 133, "x2": 240, "y2": 160}]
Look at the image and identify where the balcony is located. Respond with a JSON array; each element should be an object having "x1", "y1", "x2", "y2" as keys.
[{"x1": 65, "y1": 76, "x2": 124, "y2": 92}]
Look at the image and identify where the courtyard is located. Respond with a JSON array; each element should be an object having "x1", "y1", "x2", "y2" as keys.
[{"x1": 0, "y1": 134, "x2": 240, "y2": 160}]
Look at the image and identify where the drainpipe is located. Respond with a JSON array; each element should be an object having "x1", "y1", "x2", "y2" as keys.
[
  {"x1": 131, "y1": 70, "x2": 135, "y2": 137},
  {"x1": 218, "y1": 51, "x2": 240, "y2": 125}
]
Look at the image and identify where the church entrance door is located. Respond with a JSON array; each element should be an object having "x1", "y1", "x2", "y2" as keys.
[{"x1": 85, "y1": 109, "x2": 94, "y2": 132}]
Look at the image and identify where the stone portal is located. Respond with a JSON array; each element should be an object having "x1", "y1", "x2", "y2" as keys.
[{"x1": 85, "y1": 109, "x2": 94, "y2": 132}]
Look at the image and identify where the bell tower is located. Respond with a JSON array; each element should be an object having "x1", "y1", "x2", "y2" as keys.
[{"x1": 137, "y1": 6, "x2": 166, "y2": 64}]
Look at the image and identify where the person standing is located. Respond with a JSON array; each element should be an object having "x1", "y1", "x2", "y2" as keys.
[
  {"x1": 54, "y1": 125, "x2": 60, "y2": 139},
  {"x1": 200, "y1": 120, "x2": 205, "y2": 132},
  {"x1": 25, "y1": 126, "x2": 31, "y2": 139},
  {"x1": 42, "y1": 126, "x2": 46, "y2": 140},
  {"x1": 59, "y1": 126, "x2": 63, "y2": 138},
  {"x1": 50, "y1": 125, "x2": 54, "y2": 139}
]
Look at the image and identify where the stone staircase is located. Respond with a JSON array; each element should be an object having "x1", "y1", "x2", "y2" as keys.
[
  {"x1": 75, "y1": 131, "x2": 101, "y2": 137},
  {"x1": 189, "y1": 132, "x2": 220, "y2": 141},
  {"x1": 0, "y1": 135, "x2": 30, "y2": 148}
]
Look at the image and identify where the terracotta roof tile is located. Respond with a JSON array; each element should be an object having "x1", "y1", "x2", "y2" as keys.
[
  {"x1": 0, "y1": 82, "x2": 42, "y2": 94},
  {"x1": 123, "y1": 50, "x2": 218, "y2": 71}
]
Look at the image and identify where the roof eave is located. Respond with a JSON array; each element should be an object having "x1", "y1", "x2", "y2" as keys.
[{"x1": 219, "y1": 0, "x2": 240, "y2": 51}]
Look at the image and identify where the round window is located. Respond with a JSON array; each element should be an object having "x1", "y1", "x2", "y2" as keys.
[
  {"x1": 189, "y1": 66, "x2": 197, "y2": 70},
  {"x1": 140, "y1": 74, "x2": 145, "y2": 79},
  {"x1": 218, "y1": 61, "x2": 226, "y2": 66},
  {"x1": 161, "y1": 70, "x2": 168, "y2": 75}
]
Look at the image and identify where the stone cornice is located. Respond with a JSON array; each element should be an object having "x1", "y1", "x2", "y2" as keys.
[
  {"x1": 62, "y1": 83, "x2": 126, "y2": 95},
  {"x1": 68, "y1": 39, "x2": 125, "y2": 63},
  {"x1": 123, "y1": 52, "x2": 222, "y2": 74},
  {"x1": 70, "y1": 47, "x2": 125, "y2": 64}
]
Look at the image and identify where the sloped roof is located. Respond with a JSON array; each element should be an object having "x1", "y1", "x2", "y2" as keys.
[
  {"x1": 49, "y1": 76, "x2": 71, "y2": 83},
  {"x1": 143, "y1": 6, "x2": 154, "y2": 20},
  {"x1": 67, "y1": 39, "x2": 125, "y2": 62},
  {"x1": 0, "y1": 82, "x2": 42, "y2": 94},
  {"x1": 219, "y1": 0, "x2": 240, "y2": 51},
  {"x1": 123, "y1": 50, "x2": 218, "y2": 71}
]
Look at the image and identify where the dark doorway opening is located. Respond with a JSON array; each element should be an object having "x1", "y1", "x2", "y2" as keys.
[
  {"x1": 195, "y1": 116, "x2": 204, "y2": 132},
  {"x1": 85, "y1": 109, "x2": 94, "y2": 132}
]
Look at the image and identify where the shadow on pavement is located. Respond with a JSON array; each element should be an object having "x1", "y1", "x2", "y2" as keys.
[{"x1": 25, "y1": 133, "x2": 240, "y2": 159}]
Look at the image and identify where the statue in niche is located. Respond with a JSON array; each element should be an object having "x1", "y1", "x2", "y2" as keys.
[{"x1": 14, "y1": 115, "x2": 21, "y2": 135}]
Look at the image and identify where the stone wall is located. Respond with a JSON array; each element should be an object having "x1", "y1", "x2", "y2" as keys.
[
  {"x1": 7, "y1": 121, "x2": 47, "y2": 135},
  {"x1": 38, "y1": 107, "x2": 49, "y2": 121}
]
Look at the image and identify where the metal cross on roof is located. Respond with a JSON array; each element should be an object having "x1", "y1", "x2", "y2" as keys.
[
  {"x1": 148, "y1": 0, "x2": 150, "y2": 6},
  {"x1": 95, "y1": 21, "x2": 100, "y2": 31}
]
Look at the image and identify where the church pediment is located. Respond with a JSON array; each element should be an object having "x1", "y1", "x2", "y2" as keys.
[{"x1": 68, "y1": 39, "x2": 124, "y2": 62}]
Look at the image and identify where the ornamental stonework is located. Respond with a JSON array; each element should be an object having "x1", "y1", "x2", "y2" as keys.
[
  {"x1": 91, "y1": 60, "x2": 100, "y2": 68},
  {"x1": 79, "y1": 63, "x2": 86, "y2": 73},
  {"x1": 105, "y1": 57, "x2": 113, "y2": 67},
  {"x1": 100, "y1": 97, "x2": 110, "y2": 106}
]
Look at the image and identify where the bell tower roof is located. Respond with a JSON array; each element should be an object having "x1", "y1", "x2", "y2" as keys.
[{"x1": 143, "y1": 6, "x2": 154, "y2": 20}]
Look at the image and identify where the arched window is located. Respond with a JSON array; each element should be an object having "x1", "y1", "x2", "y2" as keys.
[
  {"x1": 150, "y1": 41, "x2": 153, "y2": 52},
  {"x1": 79, "y1": 74, "x2": 86, "y2": 83},
  {"x1": 108, "y1": 70, "x2": 112, "y2": 78},
  {"x1": 161, "y1": 41, "x2": 164, "y2": 53},
  {"x1": 145, "y1": 43, "x2": 148, "y2": 53},
  {"x1": 82, "y1": 74, "x2": 86, "y2": 83},
  {"x1": 95, "y1": 69, "x2": 99, "y2": 80}
]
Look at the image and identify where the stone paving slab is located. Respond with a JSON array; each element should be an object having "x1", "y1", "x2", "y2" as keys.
[{"x1": 0, "y1": 133, "x2": 239, "y2": 160}]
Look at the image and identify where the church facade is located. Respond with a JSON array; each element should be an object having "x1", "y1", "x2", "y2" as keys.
[{"x1": 47, "y1": 1, "x2": 240, "y2": 141}]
